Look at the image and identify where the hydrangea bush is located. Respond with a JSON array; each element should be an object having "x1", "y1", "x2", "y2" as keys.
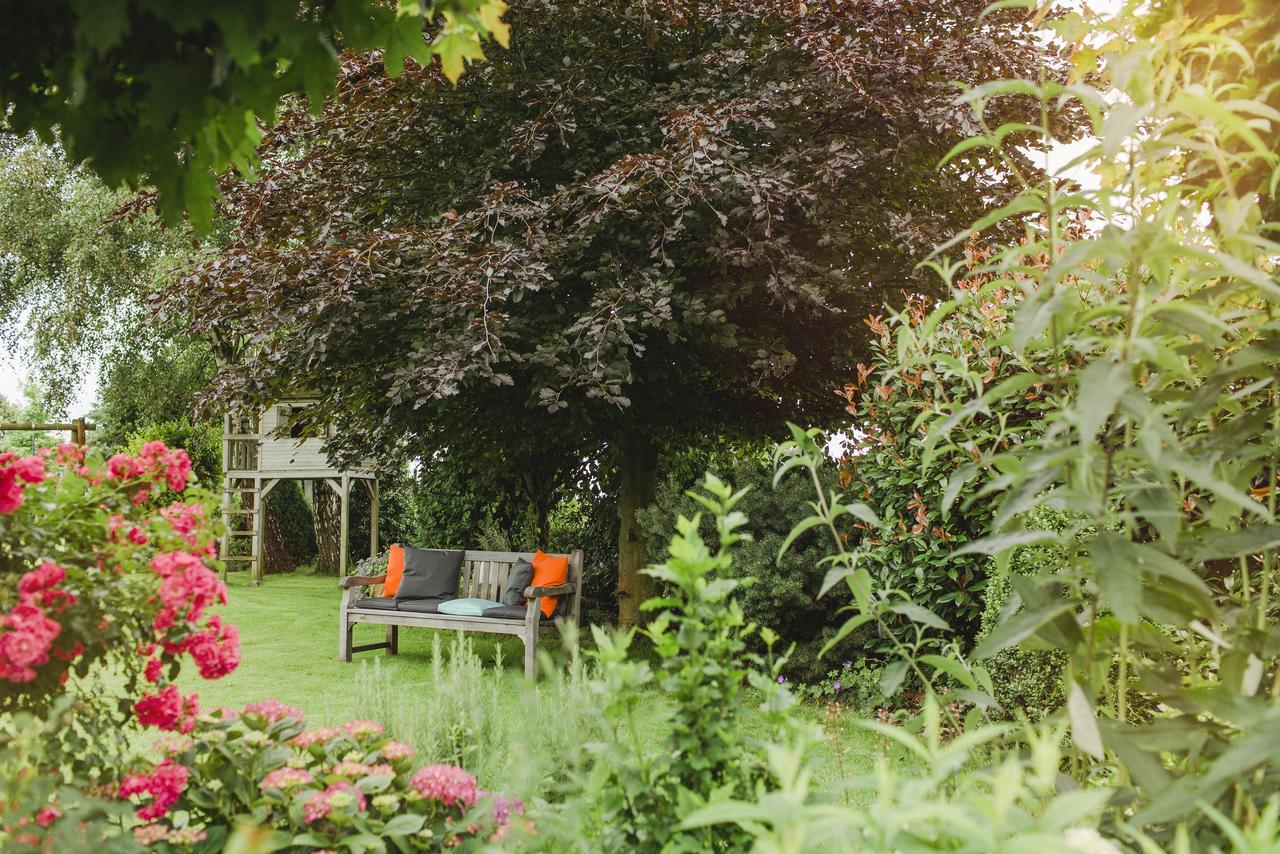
[{"x1": 122, "y1": 701, "x2": 527, "y2": 850}]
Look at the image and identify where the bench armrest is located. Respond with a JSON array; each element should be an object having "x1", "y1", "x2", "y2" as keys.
[
  {"x1": 340, "y1": 574, "x2": 387, "y2": 589},
  {"x1": 524, "y1": 583, "x2": 575, "y2": 598}
]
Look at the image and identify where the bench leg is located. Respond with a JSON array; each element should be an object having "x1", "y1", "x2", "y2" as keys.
[
  {"x1": 523, "y1": 627, "x2": 538, "y2": 679},
  {"x1": 339, "y1": 616, "x2": 353, "y2": 662},
  {"x1": 386, "y1": 625, "x2": 398, "y2": 655}
]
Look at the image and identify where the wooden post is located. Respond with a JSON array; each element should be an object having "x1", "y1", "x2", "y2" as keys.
[
  {"x1": 219, "y1": 414, "x2": 232, "y2": 580},
  {"x1": 368, "y1": 479, "x2": 379, "y2": 558},
  {"x1": 338, "y1": 474, "x2": 351, "y2": 577},
  {"x1": 251, "y1": 476, "x2": 264, "y2": 586}
]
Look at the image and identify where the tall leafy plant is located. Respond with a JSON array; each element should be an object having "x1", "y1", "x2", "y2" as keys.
[
  {"x1": 768, "y1": 0, "x2": 1280, "y2": 846},
  {"x1": 922, "y1": 2, "x2": 1280, "y2": 836},
  {"x1": 586, "y1": 475, "x2": 792, "y2": 852}
]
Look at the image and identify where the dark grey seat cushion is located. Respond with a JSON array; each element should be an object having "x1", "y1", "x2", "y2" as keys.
[
  {"x1": 355, "y1": 596, "x2": 399, "y2": 610},
  {"x1": 481, "y1": 604, "x2": 552, "y2": 622},
  {"x1": 395, "y1": 548, "x2": 464, "y2": 600},
  {"x1": 501, "y1": 558, "x2": 534, "y2": 606},
  {"x1": 394, "y1": 596, "x2": 454, "y2": 614}
]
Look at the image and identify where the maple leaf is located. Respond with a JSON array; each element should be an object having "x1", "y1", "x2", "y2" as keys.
[{"x1": 433, "y1": 14, "x2": 488, "y2": 83}]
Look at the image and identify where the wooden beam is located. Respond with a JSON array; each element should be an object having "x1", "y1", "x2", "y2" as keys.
[
  {"x1": 338, "y1": 474, "x2": 351, "y2": 577},
  {"x1": 0, "y1": 422, "x2": 96, "y2": 432},
  {"x1": 251, "y1": 476, "x2": 264, "y2": 586},
  {"x1": 369, "y1": 479, "x2": 379, "y2": 558}
]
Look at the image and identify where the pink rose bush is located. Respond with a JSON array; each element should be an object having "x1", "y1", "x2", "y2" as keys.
[
  {"x1": 0, "y1": 442, "x2": 229, "y2": 703},
  {"x1": 120, "y1": 701, "x2": 531, "y2": 850},
  {"x1": 1, "y1": 444, "x2": 530, "y2": 850},
  {"x1": 0, "y1": 443, "x2": 234, "y2": 848}
]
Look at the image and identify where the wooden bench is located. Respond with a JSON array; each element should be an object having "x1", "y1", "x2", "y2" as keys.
[{"x1": 338, "y1": 549, "x2": 584, "y2": 678}]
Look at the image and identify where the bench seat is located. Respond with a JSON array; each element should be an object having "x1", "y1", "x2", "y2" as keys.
[{"x1": 339, "y1": 549, "x2": 583, "y2": 677}]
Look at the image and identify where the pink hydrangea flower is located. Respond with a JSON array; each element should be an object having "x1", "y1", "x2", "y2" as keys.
[
  {"x1": 153, "y1": 734, "x2": 194, "y2": 756},
  {"x1": 119, "y1": 760, "x2": 189, "y2": 822},
  {"x1": 410, "y1": 765, "x2": 479, "y2": 807},
  {"x1": 341, "y1": 719, "x2": 384, "y2": 739},
  {"x1": 161, "y1": 502, "x2": 209, "y2": 546},
  {"x1": 380, "y1": 740, "x2": 416, "y2": 761},
  {"x1": 483, "y1": 791, "x2": 525, "y2": 825},
  {"x1": 17, "y1": 562, "x2": 65, "y2": 595},
  {"x1": 107, "y1": 454, "x2": 146, "y2": 481},
  {"x1": 291, "y1": 727, "x2": 342, "y2": 748},
  {"x1": 0, "y1": 452, "x2": 46, "y2": 514},
  {"x1": 260, "y1": 767, "x2": 315, "y2": 790},
  {"x1": 302, "y1": 780, "x2": 367, "y2": 824},
  {"x1": 243, "y1": 699, "x2": 304, "y2": 723},
  {"x1": 133, "y1": 824, "x2": 169, "y2": 846}
]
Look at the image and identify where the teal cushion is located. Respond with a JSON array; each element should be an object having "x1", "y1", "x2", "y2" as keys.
[{"x1": 437, "y1": 597, "x2": 504, "y2": 617}]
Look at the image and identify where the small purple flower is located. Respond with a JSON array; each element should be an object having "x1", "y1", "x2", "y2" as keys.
[
  {"x1": 842, "y1": 660, "x2": 852, "y2": 670},
  {"x1": 833, "y1": 681, "x2": 842, "y2": 695},
  {"x1": 777, "y1": 675, "x2": 787, "y2": 684}
]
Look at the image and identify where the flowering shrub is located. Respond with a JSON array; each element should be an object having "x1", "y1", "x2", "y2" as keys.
[
  {"x1": 0, "y1": 441, "x2": 226, "y2": 707},
  {"x1": 0, "y1": 441, "x2": 234, "y2": 847},
  {"x1": 120, "y1": 702, "x2": 527, "y2": 850}
]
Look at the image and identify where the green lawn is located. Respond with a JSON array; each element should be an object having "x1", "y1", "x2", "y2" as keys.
[{"x1": 183, "y1": 571, "x2": 886, "y2": 796}]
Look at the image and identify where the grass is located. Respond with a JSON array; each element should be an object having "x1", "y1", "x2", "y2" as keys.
[{"x1": 182, "y1": 571, "x2": 887, "y2": 798}]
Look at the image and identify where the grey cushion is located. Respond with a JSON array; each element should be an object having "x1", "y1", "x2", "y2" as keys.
[
  {"x1": 501, "y1": 558, "x2": 534, "y2": 607},
  {"x1": 395, "y1": 596, "x2": 454, "y2": 614},
  {"x1": 395, "y1": 548, "x2": 463, "y2": 600},
  {"x1": 355, "y1": 596, "x2": 399, "y2": 610},
  {"x1": 481, "y1": 604, "x2": 553, "y2": 622}
]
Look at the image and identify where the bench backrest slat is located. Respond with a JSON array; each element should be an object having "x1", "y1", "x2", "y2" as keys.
[{"x1": 456, "y1": 550, "x2": 582, "y2": 622}]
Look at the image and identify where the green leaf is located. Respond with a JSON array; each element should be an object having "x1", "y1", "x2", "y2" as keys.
[
  {"x1": 1074, "y1": 357, "x2": 1128, "y2": 441},
  {"x1": 382, "y1": 814, "x2": 425, "y2": 836},
  {"x1": 972, "y1": 601, "x2": 1075, "y2": 659},
  {"x1": 879, "y1": 660, "x2": 908, "y2": 698},
  {"x1": 919, "y1": 653, "x2": 977, "y2": 690},
  {"x1": 433, "y1": 15, "x2": 488, "y2": 83},
  {"x1": 1090, "y1": 534, "x2": 1145, "y2": 624},
  {"x1": 954, "y1": 529, "x2": 1059, "y2": 556},
  {"x1": 777, "y1": 515, "x2": 825, "y2": 561},
  {"x1": 887, "y1": 603, "x2": 951, "y2": 632},
  {"x1": 1190, "y1": 525, "x2": 1280, "y2": 562},
  {"x1": 819, "y1": 613, "x2": 873, "y2": 658},
  {"x1": 1067, "y1": 681, "x2": 1104, "y2": 760},
  {"x1": 1012, "y1": 286, "x2": 1063, "y2": 352}
]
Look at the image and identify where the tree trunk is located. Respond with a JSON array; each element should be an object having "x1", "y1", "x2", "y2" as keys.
[
  {"x1": 262, "y1": 498, "x2": 292, "y2": 574},
  {"x1": 314, "y1": 483, "x2": 342, "y2": 575},
  {"x1": 616, "y1": 433, "x2": 658, "y2": 627}
]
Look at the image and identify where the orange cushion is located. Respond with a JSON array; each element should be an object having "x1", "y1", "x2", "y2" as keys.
[
  {"x1": 530, "y1": 550, "x2": 569, "y2": 618},
  {"x1": 382, "y1": 545, "x2": 406, "y2": 596}
]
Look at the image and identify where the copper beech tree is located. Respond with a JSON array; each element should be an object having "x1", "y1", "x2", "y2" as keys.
[{"x1": 174, "y1": 0, "x2": 1075, "y2": 624}]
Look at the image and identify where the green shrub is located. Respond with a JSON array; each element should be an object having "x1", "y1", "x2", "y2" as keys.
[
  {"x1": 974, "y1": 506, "x2": 1069, "y2": 721},
  {"x1": 125, "y1": 419, "x2": 221, "y2": 487},
  {"x1": 587, "y1": 474, "x2": 794, "y2": 853},
  {"x1": 265, "y1": 480, "x2": 317, "y2": 571},
  {"x1": 637, "y1": 456, "x2": 862, "y2": 682}
]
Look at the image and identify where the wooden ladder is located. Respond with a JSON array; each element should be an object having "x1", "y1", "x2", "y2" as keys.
[{"x1": 220, "y1": 412, "x2": 269, "y2": 585}]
